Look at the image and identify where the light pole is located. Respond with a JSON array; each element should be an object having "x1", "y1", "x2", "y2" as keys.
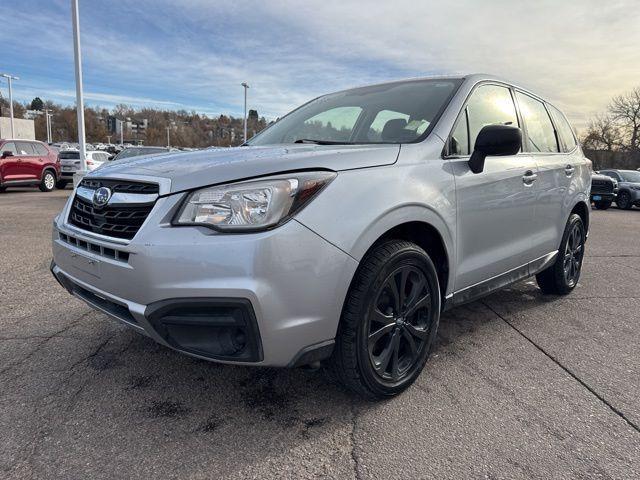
[
  {"x1": 117, "y1": 119, "x2": 124, "y2": 145},
  {"x1": 44, "y1": 109, "x2": 53, "y2": 143},
  {"x1": 166, "y1": 126, "x2": 170, "y2": 147},
  {"x1": 71, "y1": 0, "x2": 87, "y2": 182},
  {"x1": 0, "y1": 73, "x2": 19, "y2": 138},
  {"x1": 241, "y1": 82, "x2": 249, "y2": 143}
]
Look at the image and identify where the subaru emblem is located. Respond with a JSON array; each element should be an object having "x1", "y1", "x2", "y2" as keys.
[{"x1": 92, "y1": 186, "x2": 112, "y2": 208}]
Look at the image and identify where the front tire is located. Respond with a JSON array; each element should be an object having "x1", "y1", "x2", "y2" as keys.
[
  {"x1": 39, "y1": 171, "x2": 56, "y2": 192},
  {"x1": 593, "y1": 200, "x2": 611, "y2": 210},
  {"x1": 331, "y1": 240, "x2": 441, "y2": 399},
  {"x1": 616, "y1": 191, "x2": 632, "y2": 210},
  {"x1": 536, "y1": 213, "x2": 585, "y2": 295}
]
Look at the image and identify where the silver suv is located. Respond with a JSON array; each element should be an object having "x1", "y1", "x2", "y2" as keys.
[{"x1": 51, "y1": 74, "x2": 590, "y2": 398}]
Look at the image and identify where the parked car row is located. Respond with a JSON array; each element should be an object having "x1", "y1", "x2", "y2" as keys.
[
  {"x1": 1, "y1": 139, "x2": 175, "y2": 192},
  {"x1": 597, "y1": 169, "x2": 640, "y2": 210}
]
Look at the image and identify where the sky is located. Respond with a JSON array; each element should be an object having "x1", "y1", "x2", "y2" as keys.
[{"x1": 1, "y1": 0, "x2": 639, "y2": 130}]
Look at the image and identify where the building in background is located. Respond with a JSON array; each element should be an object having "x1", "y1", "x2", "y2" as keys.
[{"x1": 0, "y1": 117, "x2": 35, "y2": 139}]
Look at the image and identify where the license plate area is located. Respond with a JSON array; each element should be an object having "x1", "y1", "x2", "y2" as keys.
[
  {"x1": 592, "y1": 195, "x2": 602, "y2": 201},
  {"x1": 68, "y1": 251, "x2": 101, "y2": 278}
]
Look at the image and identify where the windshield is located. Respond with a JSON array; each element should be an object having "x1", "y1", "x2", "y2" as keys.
[
  {"x1": 620, "y1": 170, "x2": 640, "y2": 182},
  {"x1": 248, "y1": 79, "x2": 462, "y2": 146},
  {"x1": 113, "y1": 147, "x2": 168, "y2": 161}
]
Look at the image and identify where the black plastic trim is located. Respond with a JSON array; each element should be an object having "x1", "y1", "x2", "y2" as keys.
[
  {"x1": 287, "y1": 339, "x2": 335, "y2": 368},
  {"x1": 145, "y1": 298, "x2": 263, "y2": 363}
]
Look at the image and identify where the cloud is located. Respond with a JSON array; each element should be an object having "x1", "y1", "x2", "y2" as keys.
[{"x1": 1, "y1": 0, "x2": 638, "y2": 130}]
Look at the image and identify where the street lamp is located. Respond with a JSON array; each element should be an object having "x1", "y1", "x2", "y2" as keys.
[
  {"x1": 0, "y1": 73, "x2": 19, "y2": 138},
  {"x1": 166, "y1": 126, "x2": 170, "y2": 147},
  {"x1": 71, "y1": 0, "x2": 87, "y2": 182},
  {"x1": 117, "y1": 119, "x2": 124, "y2": 145},
  {"x1": 44, "y1": 109, "x2": 53, "y2": 143},
  {"x1": 241, "y1": 82, "x2": 249, "y2": 143}
]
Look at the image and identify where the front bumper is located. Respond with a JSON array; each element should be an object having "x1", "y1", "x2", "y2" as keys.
[{"x1": 51, "y1": 193, "x2": 358, "y2": 367}]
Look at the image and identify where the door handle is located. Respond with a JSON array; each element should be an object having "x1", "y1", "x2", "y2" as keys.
[
  {"x1": 523, "y1": 170, "x2": 537, "y2": 185},
  {"x1": 564, "y1": 165, "x2": 575, "y2": 176}
]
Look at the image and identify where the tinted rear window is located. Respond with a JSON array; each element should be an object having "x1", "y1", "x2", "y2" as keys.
[
  {"x1": 33, "y1": 143, "x2": 49, "y2": 155},
  {"x1": 59, "y1": 151, "x2": 80, "y2": 159}
]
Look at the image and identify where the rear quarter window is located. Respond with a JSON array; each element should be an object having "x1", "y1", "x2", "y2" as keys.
[{"x1": 547, "y1": 104, "x2": 577, "y2": 152}]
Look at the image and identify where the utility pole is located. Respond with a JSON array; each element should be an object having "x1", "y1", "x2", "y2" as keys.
[
  {"x1": 0, "y1": 73, "x2": 19, "y2": 138},
  {"x1": 106, "y1": 135, "x2": 111, "y2": 144},
  {"x1": 166, "y1": 126, "x2": 170, "y2": 147},
  {"x1": 71, "y1": 0, "x2": 87, "y2": 181},
  {"x1": 241, "y1": 82, "x2": 249, "y2": 143}
]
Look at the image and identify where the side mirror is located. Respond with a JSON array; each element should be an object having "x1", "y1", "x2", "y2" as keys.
[
  {"x1": 1, "y1": 151, "x2": 13, "y2": 159},
  {"x1": 468, "y1": 124, "x2": 522, "y2": 174}
]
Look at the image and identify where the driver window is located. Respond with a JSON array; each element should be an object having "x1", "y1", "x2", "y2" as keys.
[
  {"x1": 1, "y1": 142, "x2": 17, "y2": 156},
  {"x1": 466, "y1": 85, "x2": 519, "y2": 150}
]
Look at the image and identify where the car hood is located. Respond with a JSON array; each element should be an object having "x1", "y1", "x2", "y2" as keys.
[{"x1": 90, "y1": 144, "x2": 400, "y2": 193}]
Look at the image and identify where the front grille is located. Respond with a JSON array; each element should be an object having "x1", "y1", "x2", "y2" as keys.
[
  {"x1": 591, "y1": 179, "x2": 614, "y2": 194},
  {"x1": 80, "y1": 178, "x2": 159, "y2": 194},
  {"x1": 69, "y1": 195, "x2": 154, "y2": 240}
]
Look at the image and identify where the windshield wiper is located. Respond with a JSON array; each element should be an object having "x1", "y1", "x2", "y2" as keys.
[{"x1": 293, "y1": 138, "x2": 354, "y2": 145}]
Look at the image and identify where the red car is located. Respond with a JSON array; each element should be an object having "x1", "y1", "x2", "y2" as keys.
[{"x1": 0, "y1": 139, "x2": 60, "y2": 192}]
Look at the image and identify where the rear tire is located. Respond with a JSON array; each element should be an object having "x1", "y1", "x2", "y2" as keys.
[
  {"x1": 536, "y1": 213, "x2": 585, "y2": 295},
  {"x1": 330, "y1": 240, "x2": 441, "y2": 399},
  {"x1": 616, "y1": 191, "x2": 632, "y2": 210},
  {"x1": 56, "y1": 180, "x2": 68, "y2": 189},
  {"x1": 593, "y1": 200, "x2": 611, "y2": 210},
  {"x1": 0, "y1": 186, "x2": 6, "y2": 193},
  {"x1": 39, "y1": 171, "x2": 56, "y2": 192}
]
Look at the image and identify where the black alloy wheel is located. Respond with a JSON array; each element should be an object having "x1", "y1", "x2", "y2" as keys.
[
  {"x1": 563, "y1": 220, "x2": 584, "y2": 288},
  {"x1": 368, "y1": 266, "x2": 432, "y2": 382}
]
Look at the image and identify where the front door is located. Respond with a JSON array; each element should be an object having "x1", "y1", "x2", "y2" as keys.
[
  {"x1": 447, "y1": 83, "x2": 539, "y2": 292},
  {"x1": 0, "y1": 142, "x2": 28, "y2": 181}
]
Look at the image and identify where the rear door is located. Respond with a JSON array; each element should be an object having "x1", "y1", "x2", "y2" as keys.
[
  {"x1": 448, "y1": 83, "x2": 538, "y2": 291},
  {"x1": 513, "y1": 92, "x2": 564, "y2": 259},
  {"x1": 15, "y1": 141, "x2": 40, "y2": 180}
]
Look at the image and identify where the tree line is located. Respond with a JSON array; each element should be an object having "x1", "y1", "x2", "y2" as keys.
[
  {"x1": 582, "y1": 87, "x2": 640, "y2": 154},
  {"x1": 0, "y1": 94, "x2": 267, "y2": 148}
]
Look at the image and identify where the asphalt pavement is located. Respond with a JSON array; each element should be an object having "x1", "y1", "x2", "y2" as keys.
[{"x1": 1, "y1": 188, "x2": 639, "y2": 479}]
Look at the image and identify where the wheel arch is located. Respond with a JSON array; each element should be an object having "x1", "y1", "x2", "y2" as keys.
[
  {"x1": 570, "y1": 199, "x2": 590, "y2": 234},
  {"x1": 41, "y1": 166, "x2": 58, "y2": 180},
  {"x1": 346, "y1": 204, "x2": 454, "y2": 305}
]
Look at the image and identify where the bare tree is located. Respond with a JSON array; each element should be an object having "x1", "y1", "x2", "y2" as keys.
[
  {"x1": 581, "y1": 114, "x2": 623, "y2": 151},
  {"x1": 609, "y1": 87, "x2": 640, "y2": 152}
]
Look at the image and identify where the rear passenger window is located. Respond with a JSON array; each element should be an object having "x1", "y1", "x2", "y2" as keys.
[
  {"x1": 548, "y1": 105, "x2": 577, "y2": 152},
  {"x1": 15, "y1": 142, "x2": 35, "y2": 155},
  {"x1": 516, "y1": 92, "x2": 559, "y2": 153},
  {"x1": 467, "y1": 85, "x2": 519, "y2": 151}
]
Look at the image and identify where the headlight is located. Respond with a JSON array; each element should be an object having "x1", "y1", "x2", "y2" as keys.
[{"x1": 174, "y1": 171, "x2": 336, "y2": 232}]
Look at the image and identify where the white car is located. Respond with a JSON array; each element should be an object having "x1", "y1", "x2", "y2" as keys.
[{"x1": 57, "y1": 150, "x2": 111, "y2": 188}]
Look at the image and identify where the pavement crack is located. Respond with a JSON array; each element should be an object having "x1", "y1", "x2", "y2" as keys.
[
  {"x1": 349, "y1": 400, "x2": 362, "y2": 480},
  {"x1": 0, "y1": 311, "x2": 91, "y2": 377},
  {"x1": 482, "y1": 301, "x2": 640, "y2": 434}
]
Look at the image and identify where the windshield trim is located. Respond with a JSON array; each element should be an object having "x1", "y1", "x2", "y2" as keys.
[{"x1": 247, "y1": 78, "x2": 464, "y2": 146}]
